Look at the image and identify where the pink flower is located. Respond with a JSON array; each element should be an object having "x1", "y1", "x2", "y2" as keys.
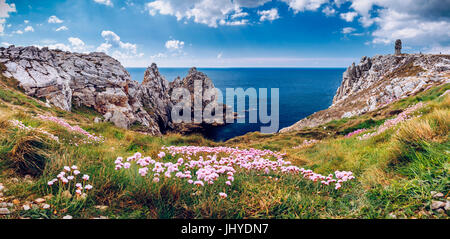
[
  {"x1": 82, "y1": 174, "x2": 90, "y2": 181},
  {"x1": 225, "y1": 181, "x2": 231, "y2": 186},
  {"x1": 158, "y1": 152, "x2": 166, "y2": 158},
  {"x1": 219, "y1": 192, "x2": 227, "y2": 198},
  {"x1": 194, "y1": 181, "x2": 204, "y2": 187}
]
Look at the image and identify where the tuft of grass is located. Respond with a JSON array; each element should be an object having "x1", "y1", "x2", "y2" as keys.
[{"x1": 9, "y1": 134, "x2": 50, "y2": 177}]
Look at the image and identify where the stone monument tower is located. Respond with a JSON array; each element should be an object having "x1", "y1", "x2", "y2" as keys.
[{"x1": 395, "y1": 39, "x2": 402, "y2": 55}]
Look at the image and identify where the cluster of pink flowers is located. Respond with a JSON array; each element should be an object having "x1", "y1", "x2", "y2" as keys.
[
  {"x1": 359, "y1": 102, "x2": 424, "y2": 140},
  {"x1": 10, "y1": 119, "x2": 60, "y2": 142},
  {"x1": 345, "y1": 128, "x2": 367, "y2": 138},
  {"x1": 37, "y1": 115, "x2": 104, "y2": 144},
  {"x1": 47, "y1": 165, "x2": 93, "y2": 197},
  {"x1": 293, "y1": 139, "x2": 320, "y2": 149},
  {"x1": 115, "y1": 146, "x2": 355, "y2": 198},
  {"x1": 300, "y1": 169, "x2": 354, "y2": 189}
]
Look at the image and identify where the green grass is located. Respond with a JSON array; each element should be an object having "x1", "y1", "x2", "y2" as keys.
[{"x1": 0, "y1": 76, "x2": 448, "y2": 218}]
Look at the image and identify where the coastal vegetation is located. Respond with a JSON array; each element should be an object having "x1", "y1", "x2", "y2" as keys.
[{"x1": 0, "y1": 68, "x2": 448, "y2": 219}]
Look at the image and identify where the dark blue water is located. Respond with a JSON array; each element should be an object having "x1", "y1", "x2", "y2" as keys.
[{"x1": 127, "y1": 67, "x2": 345, "y2": 142}]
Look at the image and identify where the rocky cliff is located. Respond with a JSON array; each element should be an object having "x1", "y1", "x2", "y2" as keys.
[
  {"x1": 0, "y1": 45, "x2": 222, "y2": 135},
  {"x1": 280, "y1": 53, "x2": 450, "y2": 133}
]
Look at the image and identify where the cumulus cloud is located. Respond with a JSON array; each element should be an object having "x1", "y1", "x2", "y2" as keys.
[
  {"x1": 0, "y1": 0, "x2": 16, "y2": 34},
  {"x1": 56, "y1": 26, "x2": 68, "y2": 31},
  {"x1": 165, "y1": 39, "x2": 184, "y2": 50},
  {"x1": 332, "y1": 0, "x2": 450, "y2": 48},
  {"x1": 24, "y1": 26, "x2": 34, "y2": 32},
  {"x1": 44, "y1": 37, "x2": 88, "y2": 52},
  {"x1": 281, "y1": 0, "x2": 329, "y2": 13},
  {"x1": 94, "y1": 0, "x2": 113, "y2": 7},
  {"x1": 146, "y1": 0, "x2": 270, "y2": 27},
  {"x1": 340, "y1": 11, "x2": 358, "y2": 22},
  {"x1": 47, "y1": 43, "x2": 72, "y2": 52},
  {"x1": 322, "y1": 6, "x2": 336, "y2": 16},
  {"x1": 97, "y1": 30, "x2": 143, "y2": 60},
  {"x1": 48, "y1": 15, "x2": 63, "y2": 24},
  {"x1": 258, "y1": 8, "x2": 280, "y2": 22},
  {"x1": 341, "y1": 27, "x2": 355, "y2": 34}
]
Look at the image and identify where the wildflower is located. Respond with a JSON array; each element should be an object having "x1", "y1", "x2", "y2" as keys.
[
  {"x1": 225, "y1": 181, "x2": 232, "y2": 186},
  {"x1": 48, "y1": 181, "x2": 54, "y2": 186},
  {"x1": 335, "y1": 183, "x2": 341, "y2": 190},
  {"x1": 124, "y1": 162, "x2": 131, "y2": 169},
  {"x1": 82, "y1": 175, "x2": 90, "y2": 181},
  {"x1": 67, "y1": 176, "x2": 74, "y2": 180},
  {"x1": 85, "y1": 185, "x2": 93, "y2": 190},
  {"x1": 158, "y1": 151, "x2": 166, "y2": 158},
  {"x1": 219, "y1": 192, "x2": 227, "y2": 198},
  {"x1": 153, "y1": 177, "x2": 160, "y2": 183},
  {"x1": 194, "y1": 181, "x2": 204, "y2": 187},
  {"x1": 71, "y1": 165, "x2": 78, "y2": 170},
  {"x1": 73, "y1": 170, "x2": 80, "y2": 175}
]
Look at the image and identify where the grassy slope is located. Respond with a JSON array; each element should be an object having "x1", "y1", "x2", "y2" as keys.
[{"x1": 0, "y1": 69, "x2": 448, "y2": 219}]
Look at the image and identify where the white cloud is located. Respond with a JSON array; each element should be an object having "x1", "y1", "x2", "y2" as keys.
[
  {"x1": 231, "y1": 11, "x2": 248, "y2": 19},
  {"x1": 342, "y1": 27, "x2": 356, "y2": 34},
  {"x1": 13, "y1": 30, "x2": 23, "y2": 34},
  {"x1": 219, "y1": 19, "x2": 248, "y2": 26},
  {"x1": 333, "y1": 0, "x2": 450, "y2": 47},
  {"x1": 1, "y1": 41, "x2": 11, "y2": 47},
  {"x1": 56, "y1": 26, "x2": 68, "y2": 31},
  {"x1": 98, "y1": 30, "x2": 143, "y2": 60},
  {"x1": 48, "y1": 15, "x2": 63, "y2": 24},
  {"x1": 322, "y1": 6, "x2": 336, "y2": 16},
  {"x1": 68, "y1": 37, "x2": 87, "y2": 52},
  {"x1": 94, "y1": 0, "x2": 113, "y2": 7},
  {"x1": 47, "y1": 43, "x2": 71, "y2": 52},
  {"x1": 145, "y1": 0, "x2": 269, "y2": 27},
  {"x1": 0, "y1": 0, "x2": 15, "y2": 18},
  {"x1": 258, "y1": 8, "x2": 280, "y2": 22},
  {"x1": 0, "y1": 0, "x2": 16, "y2": 34},
  {"x1": 217, "y1": 52, "x2": 223, "y2": 59},
  {"x1": 371, "y1": 8, "x2": 450, "y2": 45},
  {"x1": 150, "y1": 52, "x2": 167, "y2": 59},
  {"x1": 24, "y1": 26, "x2": 34, "y2": 32},
  {"x1": 96, "y1": 43, "x2": 112, "y2": 52},
  {"x1": 340, "y1": 11, "x2": 358, "y2": 22},
  {"x1": 24, "y1": 20, "x2": 29, "y2": 24},
  {"x1": 281, "y1": 0, "x2": 329, "y2": 13},
  {"x1": 165, "y1": 39, "x2": 184, "y2": 50}
]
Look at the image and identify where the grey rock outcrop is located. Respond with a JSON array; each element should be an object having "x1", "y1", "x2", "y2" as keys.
[
  {"x1": 0, "y1": 45, "x2": 222, "y2": 135},
  {"x1": 280, "y1": 53, "x2": 450, "y2": 133}
]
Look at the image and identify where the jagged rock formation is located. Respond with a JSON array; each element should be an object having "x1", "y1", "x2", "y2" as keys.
[
  {"x1": 280, "y1": 53, "x2": 450, "y2": 133},
  {"x1": 0, "y1": 45, "x2": 222, "y2": 135}
]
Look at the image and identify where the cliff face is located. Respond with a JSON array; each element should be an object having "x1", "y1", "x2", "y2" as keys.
[
  {"x1": 280, "y1": 54, "x2": 450, "y2": 133},
  {"x1": 0, "y1": 46, "x2": 220, "y2": 135}
]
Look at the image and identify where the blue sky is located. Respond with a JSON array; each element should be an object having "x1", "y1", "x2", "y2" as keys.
[{"x1": 0, "y1": 0, "x2": 449, "y2": 67}]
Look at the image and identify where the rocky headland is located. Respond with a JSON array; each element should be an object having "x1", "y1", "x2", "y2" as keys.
[
  {"x1": 0, "y1": 45, "x2": 224, "y2": 135},
  {"x1": 280, "y1": 53, "x2": 450, "y2": 133}
]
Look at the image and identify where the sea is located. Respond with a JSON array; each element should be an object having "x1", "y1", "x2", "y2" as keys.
[{"x1": 127, "y1": 67, "x2": 345, "y2": 142}]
